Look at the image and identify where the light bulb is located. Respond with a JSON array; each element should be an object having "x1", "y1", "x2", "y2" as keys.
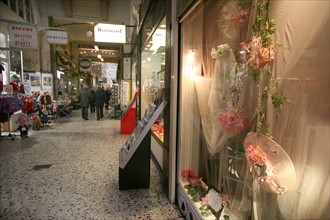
[{"x1": 86, "y1": 31, "x2": 93, "y2": 37}]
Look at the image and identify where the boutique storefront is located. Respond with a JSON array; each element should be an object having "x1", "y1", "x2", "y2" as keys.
[
  {"x1": 175, "y1": 0, "x2": 329, "y2": 219},
  {"x1": 0, "y1": 0, "x2": 46, "y2": 97},
  {"x1": 137, "y1": 0, "x2": 172, "y2": 194}
]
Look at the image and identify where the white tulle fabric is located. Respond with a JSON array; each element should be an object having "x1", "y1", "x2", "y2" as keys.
[{"x1": 195, "y1": 49, "x2": 237, "y2": 155}]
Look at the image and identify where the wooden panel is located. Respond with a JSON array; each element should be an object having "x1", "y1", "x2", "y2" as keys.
[{"x1": 72, "y1": 0, "x2": 101, "y2": 19}]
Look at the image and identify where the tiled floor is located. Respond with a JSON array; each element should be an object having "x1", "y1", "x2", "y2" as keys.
[{"x1": 0, "y1": 110, "x2": 183, "y2": 220}]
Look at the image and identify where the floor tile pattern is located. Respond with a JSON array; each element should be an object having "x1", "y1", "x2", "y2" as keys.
[{"x1": 0, "y1": 110, "x2": 183, "y2": 220}]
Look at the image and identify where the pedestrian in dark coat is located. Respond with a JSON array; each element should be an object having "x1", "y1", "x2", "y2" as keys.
[
  {"x1": 93, "y1": 87, "x2": 107, "y2": 120},
  {"x1": 79, "y1": 85, "x2": 91, "y2": 120},
  {"x1": 90, "y1": 89, "x2": 95, "y2": 113}
]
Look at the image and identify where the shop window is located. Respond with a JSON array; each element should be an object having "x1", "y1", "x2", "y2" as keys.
[
  {"x1": 1, "y1": 0, "x2": 8, "y2": 6},
  {"x1": 178, "y1": 0, "x2": 253, "y2": 219},
  {"x1": 10, "y1": 0, "x2": 17, "y2": 12},
  {"x1": 18, "y1": 0, "x2": 24, "y2": 19},
  {"x1": 141, "y1": 17, "x2": 166, "y2": 143},
  {"x1": 2, "y1": 0, "x2": 34, "y2": 24},
  {"x1": 178, "y1": 0, "x2": 329, "y2": 219}
]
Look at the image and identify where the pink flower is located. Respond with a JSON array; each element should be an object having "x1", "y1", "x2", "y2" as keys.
[
  {"x1": 240, "y1": 37, "x2": 276, "y2": 70},
  {"x1": 230, "y1": 9, "x2": 249, "y2": 26},
  {"x1": 246, "y1": 144, "x2": 266, "y2": 166},
  {"x1": 201, "y1": 195, "x2": 209, "y2": 206},
  {"x1": 258, "y1": 46, "x2": 276, "y2": 66},
  {"x1": 221, "y1": 194, "x2": 230, "y2": 207},
  {"x1": 218, "y1": 109, "x2": 249, "y2": 134},
  {"x1": 189, "y1": 177, "x2": 201, "y2": 187}
]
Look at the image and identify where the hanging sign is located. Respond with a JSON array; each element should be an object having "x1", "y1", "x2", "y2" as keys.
[
  {"x1": 8, "y1": 23, "x2": 38, "y2": 49},
  {"x1": 94, "y1": 23, "x2": 126, "y2": 43},
  {"x1": 123, "y1": 57, "x2": 131, "y2": 79},
  {"x1": 79, "y1": 58, "x2": 92, "y2": 72},
  {"x1": 46, "y1": 30, "x2": 68, "y2": 45},
  {"x1": 150, "y1": 28, "x2": 166, "y2": 51}
]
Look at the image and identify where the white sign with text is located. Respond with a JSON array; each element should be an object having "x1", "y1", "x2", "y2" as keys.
[
  {"x1": 94, "y1": 23, "x2": 126, "y2": 43},
  {"x1": 9, "y1": 23, "x2": 38, "y2": 49}
]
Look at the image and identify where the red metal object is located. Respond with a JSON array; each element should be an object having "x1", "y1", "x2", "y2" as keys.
[{"x1": 120, "y1": 88, "x2": 140, "y2": 134}]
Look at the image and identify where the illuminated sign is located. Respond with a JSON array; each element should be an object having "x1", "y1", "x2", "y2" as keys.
[{"x1": 94, "y1": 23, "x2": 126, "y2": 43}]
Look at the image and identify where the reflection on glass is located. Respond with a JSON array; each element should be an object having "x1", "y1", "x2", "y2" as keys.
[{"x1": 141, "y1": 16, "x2": 166, "y2": 143}]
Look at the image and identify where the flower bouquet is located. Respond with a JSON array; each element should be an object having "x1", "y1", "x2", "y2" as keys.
[
  {"x1": 181, "y1": 169, "x2": 230, "y2": 219},
  {"x1": 218, "y1": 107, "x2": 249, "y2": 135},
  {"x1": 243, "y1": 132, "x2": 296, "y2": 195}
]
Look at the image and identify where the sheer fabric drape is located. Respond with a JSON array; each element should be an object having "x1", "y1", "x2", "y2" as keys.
[{"x1": 257, "y1": 1, "x2": 330, "y2": 219}]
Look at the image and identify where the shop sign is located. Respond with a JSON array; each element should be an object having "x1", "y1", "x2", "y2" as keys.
[
  {"x1": 98, "y1": 76, "x2": 104, "y2": 82},
  {"x1": 46, "y1": 30, "x2": 68, "y2": 45},
  {"x1": 79, "y1": 58, "x2": 91, "y2": 72},
  {"x1": 150, "y1": 28, "x2": 165, "y2": 51},
  {"x1": 94, "y1": 23, "x2": 126, "y2": 43},
  {"x1": 8, "y1": 23, "x2": 38, "y2": 49},
  {"x1": 123, "y1": 57, "x2": 131, "y2": 79}
]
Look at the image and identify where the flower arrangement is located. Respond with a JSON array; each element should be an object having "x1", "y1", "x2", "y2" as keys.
[
  {"x1": 217, "y1": 1, "x2": 250, "y2": 39},
  {"x1": 230, "y1": 8, "x2": 249, "y2": 27},
  {"x1": 240, "y1": 36, "x2": 276, "y2": 71},
  {"x1": 218, "y1": 108, "x2": 249, "y2": 134},
  {"x1": 181, "y1": 169, "x2": 206, "y2": 202},
  {"x1": 211, "y1": 44, "x2": 249, "y2": 135},
  {"x1": 243, "y1": 132, "x2": 296, "y2": 195},
  {"x1": 246, "y1": 144, "x2": 266, "y2": 173},
  {"x1": 181, "y1": 169, "x2": 230, "y2": 219},
  {"x1": 245, "y1": 144, "x2": 272, "y2": 188},
  {"x1": 238, "y1": 0, "x2": 290, "y2": 136},
  {"x1": 200, "y1": 189, "x2": 230, "y2": 220},
  {"x1": 211, "y1": 44, "x2": 231, "y2": 60}
]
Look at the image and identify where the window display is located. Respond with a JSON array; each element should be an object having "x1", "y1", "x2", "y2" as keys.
[
  {"x1": 178, "y1": 0, "x2": 329, "y2": 219},
  {"x1": 178, "y1": 1, "x2": 253, "y2": 217},
  {"x1": 141, "y1": 17, "x2": 166, "y2": 143}
]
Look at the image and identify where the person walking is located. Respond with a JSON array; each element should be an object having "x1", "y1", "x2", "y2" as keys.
[
  {"x1": 78, "y1": 85, "x2": 91, "y2": 120},
  {"x1": 90, "y1": 88, "x2": 95, "y2": 114},
  {"x1": 93, "y1": 86, "x2": 107, "y2": 120}
]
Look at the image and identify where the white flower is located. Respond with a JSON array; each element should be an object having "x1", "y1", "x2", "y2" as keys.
[{"x1": 211, "y1": 44, "x2": 231, "y2": 60}]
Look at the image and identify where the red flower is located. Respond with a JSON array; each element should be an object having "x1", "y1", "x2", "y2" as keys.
[{"x1": 181, "y1": 169, "x2": 197, "y2": 180}]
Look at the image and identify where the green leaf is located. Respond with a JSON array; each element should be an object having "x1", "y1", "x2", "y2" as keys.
[{"x1": 271, "y1": 93, "x2": 291, "y2": 108}]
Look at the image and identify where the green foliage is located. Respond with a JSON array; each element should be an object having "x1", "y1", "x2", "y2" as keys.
[
  {"x1": 271, "y1": 93, "x2": 291, "y2": 108},
  {"x1": 249, "y1": 69, "x2": 261, "y2": 82},
  {"x1": 184, "y1": 184, "x2": 207, "y2": 202},
  {"x1": 200, "y1": 205, "x2": 213, "y2": 217},
  {"x1": 248, "y1": 0, "x2": 291, "y2": 135},
  {"x1": 224, "y1": 215, "x2": 230, "y2": 220}
]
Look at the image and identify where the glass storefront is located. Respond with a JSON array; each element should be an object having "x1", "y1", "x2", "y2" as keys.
[
  {"x1": 177, "y1": 0, "x2": 329, "y2": 219},
  {"x1": 177, "y1": 1, "x2": 253, "y2": 218},
  {"x1": 141, "y1": 17, "x2": 166, "y2": 142}
]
